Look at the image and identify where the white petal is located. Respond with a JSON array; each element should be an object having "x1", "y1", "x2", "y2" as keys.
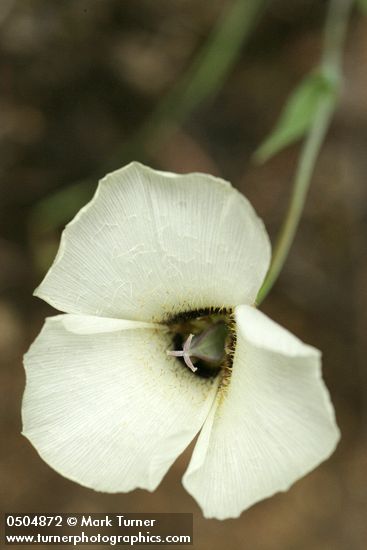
[
  {"x1": 22, "y1": 315, "x2": 218, "y2": 492},
  {"x1": 35, "y1": 162, "x2": 271, "y2": 320},
  {"x1": 60, "y1": 314, "x2": 164, "y2": 334},
  {"x1": 183, "y1": 304, "x2": 340, "y2": 519}
]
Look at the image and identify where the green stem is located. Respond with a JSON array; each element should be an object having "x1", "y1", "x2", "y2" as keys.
[{"x1": 256, "y1": 0, "x2": 353, "y2": 305}]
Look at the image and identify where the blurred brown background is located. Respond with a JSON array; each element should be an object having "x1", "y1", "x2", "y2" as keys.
[{"x1": 1, "y1": 1, "x2": 367, "y2": 548}]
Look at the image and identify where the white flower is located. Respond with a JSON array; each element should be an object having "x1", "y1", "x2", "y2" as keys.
[{"x1": 22, "y1": 162, "x2": 340, "y2": 519}]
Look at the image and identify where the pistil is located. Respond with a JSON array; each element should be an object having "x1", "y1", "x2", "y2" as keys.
[{"x1": 166, "y1": 333, "x2": 197, "y2": 372}]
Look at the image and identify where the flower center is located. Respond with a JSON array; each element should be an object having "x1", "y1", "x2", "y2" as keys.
[{"x1": 166, "y1": 309, "x2": 234, "y2": 378}]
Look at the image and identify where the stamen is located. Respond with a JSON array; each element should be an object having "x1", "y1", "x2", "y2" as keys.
[{"x1": 166, "y1": 333, "x2": 198, "y2": 372}]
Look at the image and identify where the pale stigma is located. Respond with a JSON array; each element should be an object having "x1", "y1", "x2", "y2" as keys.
[
  {"x1": 166, "y1": 333, "x2": 197, "y2": 372},
  {"x1": 166, "y1": 321, "x2": 229, "y2": 375}
]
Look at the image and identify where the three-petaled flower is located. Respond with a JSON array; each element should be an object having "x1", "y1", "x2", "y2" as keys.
[{"x1": 22, "y1": 162, "x2": 340, "y2": 519}]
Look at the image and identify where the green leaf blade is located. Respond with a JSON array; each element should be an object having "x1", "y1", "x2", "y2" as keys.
[
  {"x1": 254, "y1": 72, "x2": 337, "y2": 164},
  {"x1": 357, "y1": 0, "x2": 367, "y2": 15}
]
